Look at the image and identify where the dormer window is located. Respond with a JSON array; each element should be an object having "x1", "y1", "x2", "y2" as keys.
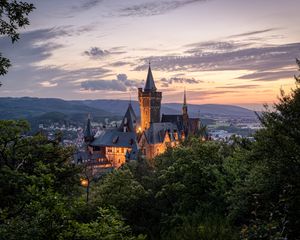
[{"x1": 112, "y1": 136, "x2": 119, "y2": 144}]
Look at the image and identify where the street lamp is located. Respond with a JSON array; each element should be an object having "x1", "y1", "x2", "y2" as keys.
[{"x1": 80, "y1": 178, "x2": 90, "y2": 203}]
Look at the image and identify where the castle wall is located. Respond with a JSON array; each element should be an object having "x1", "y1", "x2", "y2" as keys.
[{"x1": 105, "y1": 146, "x2": 131, "y2": 168}]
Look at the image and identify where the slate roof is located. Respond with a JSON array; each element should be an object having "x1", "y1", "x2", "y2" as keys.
[
  {"x1": 73, "y1": 151, "x2": 107, "y2": 164},
  {"x1": 144, "y1": 122, "x2": 179, "y2": 144},
  {"x1": 119, "y1": 103, "x2": 137, "y2": 132},
  {"x1": 161, "y1": 114, "x2": 185, "y2": 132},
  {"x1": 91, "y1": 130, "x2": 137, "y2": 148},
  {"x1": 144, "y1": 64, "x2": 157, "y2": 91},
  {"x1": 162, "y1": 114, "x2": 201, "y2": 136}
]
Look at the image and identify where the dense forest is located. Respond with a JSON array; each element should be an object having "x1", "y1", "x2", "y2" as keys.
[{"x1": 0, "y1": 60, "x2": 299, "y2": 239}]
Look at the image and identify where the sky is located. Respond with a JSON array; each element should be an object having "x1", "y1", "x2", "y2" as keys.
[{"x1": 1, "y1": 0, "x2": 300, "y2": 110}]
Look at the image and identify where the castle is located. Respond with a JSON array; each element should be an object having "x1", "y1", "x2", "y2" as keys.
[{"x1": 75, "y1": 64, "x2": 201, "y2": 171}]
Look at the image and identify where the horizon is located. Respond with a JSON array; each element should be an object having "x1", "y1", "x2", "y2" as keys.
[
  {"x1": 0, "y1": 95, "x2": 264, "y2": 111},
  {"x1": 1, "y1": 0, "x2": 300, "y2": 110}
]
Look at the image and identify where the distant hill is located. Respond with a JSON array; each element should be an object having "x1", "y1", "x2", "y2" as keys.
[
  {"x1": 163, "y1": 103, "x2": 257, "y2": 117},
  {"x1": 0, "y1": 97, "x2": 257, "y2": 124},
  {"x1": 77, "y1": 99, "x2": 257, "y2": 118},
  {"x1": 0, "y1": 97, "x2": 113, "y2": 124}
]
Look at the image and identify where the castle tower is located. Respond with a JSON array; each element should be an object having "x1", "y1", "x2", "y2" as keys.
[
  {"x1": 138, "y1": 63, "x2": 162, "y2": 131},
  {"x1": 182, "y1": 89, "x2": 189, "y2": 135}
]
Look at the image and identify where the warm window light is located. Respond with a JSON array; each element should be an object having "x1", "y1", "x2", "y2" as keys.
[
  {"x1": 80, "y1": 179, "x2": 89, "y2": 187},
  {"x1": 137, "y1": 126, "x2": 142, "y2": 133}
]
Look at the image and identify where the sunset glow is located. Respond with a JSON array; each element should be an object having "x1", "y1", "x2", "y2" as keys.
[{"x1": 1, "y1": 0, "x2": 300, "y2": 110}]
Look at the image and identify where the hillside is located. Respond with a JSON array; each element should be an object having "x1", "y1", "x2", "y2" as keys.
[
  {"x1": 0, "y1": 97, "x2": 112, "y2": 120},
  {"x1": 0, "y1": 97, "x2": 257, "y2": 123},
  {"x1": 77, "y1": 99, "x2": 256, "y2": 118}
]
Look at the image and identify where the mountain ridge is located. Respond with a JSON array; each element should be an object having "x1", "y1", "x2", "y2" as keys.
[{"x1": 0, "y1": 97, "x2": 257, "y2": 121}]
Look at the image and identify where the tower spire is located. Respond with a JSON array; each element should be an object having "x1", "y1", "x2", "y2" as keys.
[
  {"x1": 144, "y1": 61, "x2": 156, "y2": 91},
  {"x1": 183, "y1": 87, "x2": 187, "y2": 106},
  {"x1": 84, "y1": 114, "x2": 94, "y2": 143},
  {"x1": 182, "y1": 88, "x2": 189, "y2": 136},
  {"x1": 182, "y1": 88, "x2": 188, "y2": 115}
]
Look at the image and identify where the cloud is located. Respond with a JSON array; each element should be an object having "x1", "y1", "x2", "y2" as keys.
[
  {"x1": 184, "y1": 40, "x2": 251, "y2": 52},
  {"x1": 0, "y1": 28, "x2": 67, "y2": 67},
  {"x1": 40, "y1": 81, "x2": 58, "y2": 88},
  {"x1": 83, "y1": 47, "x2": 126, "y2": 59},
  {"x1": 215, "y1": 84, "x2": 260, "y2": 89},
  {"x1": 237, "y1": 70, "x2": 297, "y2": 82},
  {"x1": 81, "y1": 79, "x2": 127, "y2": 91},
  {"x1": 83, "y1": 47, "x2": 111, "y2": 58},
  {"x1": 2, "y1": 64, "x2": 112, "y2": 94},
  {"x1": 0, "y1": 27, "x2": 130, "y2": 95},
  {"x1": 80, "y1": 73, "x2": 143, "y2": 92},
  {"x1": 135, "y1": 42, "x2": 300, "y2": 82},
  {"x1": 160, "y1": 77, "x2": 201, "y2": 87},
  {"x1": 109, "y1": 61, "x2": 131, "y2": 67},
  {"x1": 228, "y1": 28, "x2": 277, "y2": 38},
  {"x1": 72, "y1": 0, "x2": 103, "y2": 11},
  {"x1": 119, "y1": 0, "x2": 206, "y2": 17}
]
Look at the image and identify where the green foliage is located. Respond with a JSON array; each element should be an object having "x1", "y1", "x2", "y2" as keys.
[
  {"x1": 246, "y1": 62, "x2": 300, "y2": 239},
  {"x1": 0, "y1": 120, "x2": 142, "y2": 240},
  {"x1": 89, "y1": 166, "x2": 157, "y2": 236},
  {"x1": 153, "y1": 141, "x2": 240, "y2": 239},
  {"x1": 228, "y1": 59, "x2": 300, "y2": 239},
  {"x1": 0, "y1": 0, "x2": 35, "y2": 76},
  {"x1": 68, "y1": 207, "x2": 145, "y2": 240}
]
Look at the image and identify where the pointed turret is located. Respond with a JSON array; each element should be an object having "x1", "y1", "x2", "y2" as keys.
[
  {"x1": 144, "y1": 62, "x2": 157, "y2": 91},
  {"x1": 182, "y1": 88, "x2": 188, "y2": 114},
  {"x1": 119, "y1": 103, "x2": 137, "y2": 132},
  {"x1": 84, "y1": 114, "x2": 94, "y2": 143},
  {"x1": 182, "y1": 89, "x2": 189, "y2": 135}
]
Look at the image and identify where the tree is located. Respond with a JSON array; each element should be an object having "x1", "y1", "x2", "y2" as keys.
[
  {"x1": 68, "y1": 207, "x2": 146, "y2": 240},
  {"x1": 228, "y1": 59, "x2": 300, "y2": 239},
  {"x1": 153, "y1": 141, "x2": 238, "y2": 240},
  {"x1": 0, "y1": 0, "x2": 35, "y2": 85},
  {"x1": 0, "y1": 120, "x2": 81, "y2": 239},
  {"x1": 0, "y1": 120, "x2": 143, "y2": 239}
]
